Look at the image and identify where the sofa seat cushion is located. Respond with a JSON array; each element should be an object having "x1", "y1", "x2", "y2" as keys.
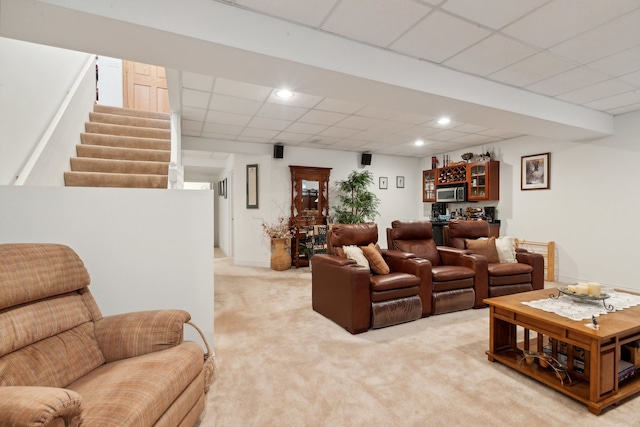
[
  {"x1": 369, "y1": 272, "x2": 420, "y2": 292},
  {"x1": 68, "y1": 342, "x2": 203, "y2": 427},
  {"x1": 432, "y1": 265, "x2": 475, "y2": 282},
  {"x1": 488, "y1": 262, "x2": 533, "y2": 277}
]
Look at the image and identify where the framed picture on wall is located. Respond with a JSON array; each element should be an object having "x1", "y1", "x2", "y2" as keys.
[
  {"x1": 396, "y1": 176, "x2": 404, "y2": 188},
  {"x1": 379, "y1": 177, "x2": 388, "y2": 189},
  {"x1": 521, "y1": 152, "x2": 550, "y2": 190},
  {"x1": 246, "y1": 164, "x2": 258, "y2": 209}
]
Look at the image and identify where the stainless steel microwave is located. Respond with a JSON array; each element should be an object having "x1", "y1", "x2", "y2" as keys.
[{"x1": 436, "y1": 185, "x2": 466, "y2": 203}]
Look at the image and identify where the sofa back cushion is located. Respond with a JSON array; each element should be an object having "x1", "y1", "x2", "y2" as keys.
[
  {"x1": 0, "y1": 244, "x2": 105, "y2": 388},
  {"x1": 387, "y1": 220, "x2": 440, "y2": 266},
  {"x1": 445, "y1": 220, "x2": 489, "y2": 249},
  {"x1": 327, "y1": 223, "x2": 378, "y2": 255}
]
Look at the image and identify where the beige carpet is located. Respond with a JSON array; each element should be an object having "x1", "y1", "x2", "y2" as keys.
[{"x1": 198, "y1": 255, "x2": 640, "y2": 426}]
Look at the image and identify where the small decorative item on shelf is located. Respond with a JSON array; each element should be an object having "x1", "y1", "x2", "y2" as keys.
[
  {"x1": 518, "y1": 350, "x2": 572, "y2": 386},
  {"x1": 262, "y1": 216, "x2": 293, "y2": 271}
]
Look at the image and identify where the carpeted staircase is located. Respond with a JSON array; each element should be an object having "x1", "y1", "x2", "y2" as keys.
[{"x1": 64, "y1": 105, "x2": 171, "y2": 188}]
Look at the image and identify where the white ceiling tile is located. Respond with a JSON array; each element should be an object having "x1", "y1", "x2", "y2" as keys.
[
  {"x1": 202, "y1": 123, "x2": 243, "y2": 136},
  {"x1": 247, "y1": 117, "x2": 292, "y2": 131},
  {"x1": 452, "y1": 123, "x2": 489, "y2": 133},
  {"x1": 488, "y1": 52, "x2": 577, "y2": 87},
  {"x1": 607, "y1": 102, "x2": 640, "y2": 115},
  {"x1": 200, "y1": 131, "x2": 237, "y2": 140},
  {"x1": 477, "y1": 128, "x2": 517, "y2": 137},
  {"x1": 314, "y1": 98, "x2": 364, "y2": 114},
  {"x1": 399, "y1": 125, "x2": 444, "y2": 138},
  {"x1": 619, "y1": 70, "x2": 640, "y2": 87},
  {"x1": 209, "y1": 94, "x2": 263, "y2": 115},
  {"x1": 442, "y1": 0, "x2": 546, "y2": 30},
  {"x1": 556, "y1": 79, "x2": 636, "y2": 104},
  {"x1": 353, "y1": 106, "x2": 398, "y2": 119},
  {"x1": 444, "y1": 34, "x2": 539, "y2": 76},
  {"x1": 318, "y1": 127, "x2": 360, "y2": 138},
  {"x1": 182, "y1": 130, "x2": 201, "y2": 137},
  {"x1": 240, "y1": 128, "x2": 280, "y2": 139},
  {"x1": 503, "y1": 0, "x2": 640, "y2": 49},
  {"x1": 550, "y1": 9, "x2": 640, "y2": 64},
  {"x1": 236, "y1": 0, "x2": 339, "y2": 27},
  {"x1": 266, "y1": 91, "x2": 323, "y2": 108},
  {"x1": 181, "y1": 107, "x2": 207, "y2": 122},
  {"x1": 392, "y1": 112, "x2": 433, "y2": 125},
  {"x1": 299, "y1": 136, "x2": 341, "y2": 147},
  {"x1": 390, "y1": 10, "x2": 491, "y2": 63},
  {"x1": 285, "y1": 122, "x2": 328, "y2": 134},
  {"x1": 526, "y1": 67, "x2": 610, "y2": 96},
  {"x1": 181, "y1": 120, "x2": 203, "y2": 132},
  {"x1": 238, "y1": 135, "x2": 271, "y2": 143},
  {"x1": 367, "y1": 120, "x2": 415, "y2": 134},
  {"x1": 182, "y1": 89, "x2": 210, "y2": 109},
  {"x1": 430, "y1": 130, "x2": 468, "y2": 141},
  {"x1": 298, "y1": 110, "x2": 348, "y2": 125},
  {"x1": 335, "y1": 115, "x2": 378, "y2": 130},
  {"x1": 450, "y1": 134, "x2": 494, "y2": 144},
  {"x1": 181, "y1": 71, "x2": 214, "y2": 91},
  {"x1": 275, "y1": 132, "x2": 313, "y2": 143},
  {"x1": 205, "y1": 110, "x2": 252, "y2": 127},
  {"x1": 588, "y1": 46, "x2": 640, "y2": 77},
  {"x1": 322, "y1": 0, "x2": 431, "y2": 47},
  {"x1": 213, "y1": 78, "x2": 272, "y2": 101},
  {"x1": 585, "y1": 90, "x2": 640, "y2": 111},
  {"x1": 329, "y1": 139, "x2": 369, "y2": 149},
  {"x1": 256, "y1": 103, "x2": 308, "y2": 121}
]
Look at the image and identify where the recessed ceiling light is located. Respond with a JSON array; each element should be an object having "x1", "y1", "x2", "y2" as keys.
[
  {"x1": 275, "y1": 89, "x2": 294, "y2": 99},
  {"x1": 437, "y1": 117, "x2": 450, "y2": 125},
  {"x1": 414, "y1": 139, "x2": 425, "y2": 146}
]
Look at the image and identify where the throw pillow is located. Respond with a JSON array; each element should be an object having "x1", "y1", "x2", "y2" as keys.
[
  {"x1": 361, "y1": 243, "x2": 390, "y2": 275},
  {"x1": 342, "y1": 245, "x2": 370, "y2": 270},
  {"x1": 495, "y1": 236, "x2": 517, "y2": 263},
  {"x1": 466, "y1": 237, "x2": 500, "y2": 263}
]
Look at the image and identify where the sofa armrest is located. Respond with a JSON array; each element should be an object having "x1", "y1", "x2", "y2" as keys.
[
  {"x1": 0, "y1": 386, "x2": 82, "y2": 426},
  {"x1": 516, "y1": 250, "x2": 545, "y2": 290},
  {"x1": 381, "y1": 249, "x2": 415, "y2": 260},
  {"x1": 95, "y1": 309, "x2": 191, "y2": 362},
  {"x1": 311, "y1": 254, "x2": 371, "y2": 334}
]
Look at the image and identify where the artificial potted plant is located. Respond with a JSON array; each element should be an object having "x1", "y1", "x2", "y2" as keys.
[{"x1": 332, "y1": 170, "x2": 381, "y2": 224}]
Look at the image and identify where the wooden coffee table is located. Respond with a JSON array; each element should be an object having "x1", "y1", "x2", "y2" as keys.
[{"x1": 485, "y1": 288, "x2": 640, "y2": 415}]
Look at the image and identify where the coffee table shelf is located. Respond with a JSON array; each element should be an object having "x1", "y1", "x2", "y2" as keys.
[{"x1": 485, "y1": 288, "x2": 640, "y2": 415}]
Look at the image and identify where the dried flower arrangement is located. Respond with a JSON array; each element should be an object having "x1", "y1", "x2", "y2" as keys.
[{"x1": 261, "y1": 216, "x2": 292, "y2": 239}]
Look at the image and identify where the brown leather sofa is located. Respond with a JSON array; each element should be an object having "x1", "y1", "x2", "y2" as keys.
[
  {"x1": 386, "y1": 220, "x2": 487, "y2": 315},
  {"x1": 311, "y1": 223, "x2": 430, "y2": 334},
  {"x1": 444, "y1": 220, "x2": 544, "y2": 298}
]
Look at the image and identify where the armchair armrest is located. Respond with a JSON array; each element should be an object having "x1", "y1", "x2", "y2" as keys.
[
  {"x1": 311, "y1": 254, "x2": 371, "y2": 334},
  {"x1": 516, "y1": 250, "x2": 545, "y2": 290},
  {"x1": 383, "y1": 253, "x2": 433, "y2": 317},
  {"x1": 439, "y1": 247, "x2": 489, "y2": 308},
  {"x1": 95, "y1": 309, "x2": 191, "y2": 362},
  {"x1": 0, "y1": 386, "x2": 82, "y2": 426}
]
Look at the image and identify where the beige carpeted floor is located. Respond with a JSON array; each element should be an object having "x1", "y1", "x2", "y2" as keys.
[{"x1": 197, "y1": 253, "x2": 640, "y2": 426}]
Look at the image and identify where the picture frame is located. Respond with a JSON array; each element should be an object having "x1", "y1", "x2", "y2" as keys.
[
  {"x1": 521, "y1": 152, "x2": 550, "y2": 190},
  {"x1": 379, "y1": 177, "x2": 388, "y2": 189},
  {"x1": 246, "y1": 164, "x2": 258, "y2": 209},
  {"x1": 222, "y1": 178, "x2": 227, "y2": 199},
  {"x1": 396, "y1": 176, "x2": 404, "y2": 188}
]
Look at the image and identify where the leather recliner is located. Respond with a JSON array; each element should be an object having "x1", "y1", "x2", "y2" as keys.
[
  {"x1": 311, "y1": 223, "x2": 430, "y2": 334},
  {"x1": 386, "y1": 220, "x2": 487, "y2": 315},
  {"x1": 444, "y1": 220, "x2": 544, "y2": 298}
]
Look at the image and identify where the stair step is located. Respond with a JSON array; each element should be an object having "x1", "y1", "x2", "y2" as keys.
[
  {"x1": 76, "y1": 145, "x2": 171, "y2": 162},
  {"x1": 85, "y1": 122, "x2": 170, "y2": 140},
  {"x1": 81, "y1": 133, "x2": 170, "y2": 151},
  {"x1": 70, "y1": 157, "x2": 169, "y2": 175},
  {"x1": 89, "y1": 112, "x2": 170, "y2": 130},
  {"x1": 64, "y1": 171, "x2": 168, "y2": 188},
  {"x1": 93, "y1": 104, "x2": 170, "y2": 121}
]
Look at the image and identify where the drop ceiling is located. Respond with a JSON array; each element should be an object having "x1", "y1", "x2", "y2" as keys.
[{"x1": 177, "y1": 0, "x2": 640, "y2": 160}]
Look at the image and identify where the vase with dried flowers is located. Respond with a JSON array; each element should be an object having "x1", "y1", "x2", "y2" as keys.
[{"x1": 262, "y1": 216, "x2": 292, "y2": 271}]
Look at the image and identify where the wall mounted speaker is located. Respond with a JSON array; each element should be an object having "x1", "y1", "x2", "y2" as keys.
[
  {"x1": 361, "y1": 153, "x2": 372, "y2": 166},
  {"x1": 273, "y1": 144, "x2": 284, "y2": 159}
]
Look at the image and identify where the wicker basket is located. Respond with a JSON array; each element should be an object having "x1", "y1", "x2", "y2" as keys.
[{"x1": 186, "y1": 321, "x2": 216, "y2": 393}]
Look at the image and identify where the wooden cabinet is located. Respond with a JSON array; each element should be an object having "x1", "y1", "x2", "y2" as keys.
[
  {"x1": 437, "y1": 163, "x2": 467, "y2": 185},
  {"x1": 422, "y1": 170, "x2": 436, "y2": 202},
  {"x1": 467, "y1": 160, "x2": 499, "y2": 201}
]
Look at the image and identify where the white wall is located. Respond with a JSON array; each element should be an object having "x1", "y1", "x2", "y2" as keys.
[
  {"x1": 96, "y1": 56, "x2": 123, "y2": 107},
  {"x1": 0, "y1": 37, "x2": 93, "y2": 185},
  {"x1": 429, "y1": 110, "x2": 640, "y2": 292},
  {"x1": 224, "y1": 144, "x2": 421, "y2": 267},
  {"x1": 0, "y1": 186, "x2": 215, "y2": 348}
]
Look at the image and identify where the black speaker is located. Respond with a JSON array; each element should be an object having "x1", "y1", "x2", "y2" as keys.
[
  {"x1": 361, "y1": 153, "x2": 372, "y2": 166},
  {"x1": 273, "y1": 144, "x2": 284, "y2": 159}
]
